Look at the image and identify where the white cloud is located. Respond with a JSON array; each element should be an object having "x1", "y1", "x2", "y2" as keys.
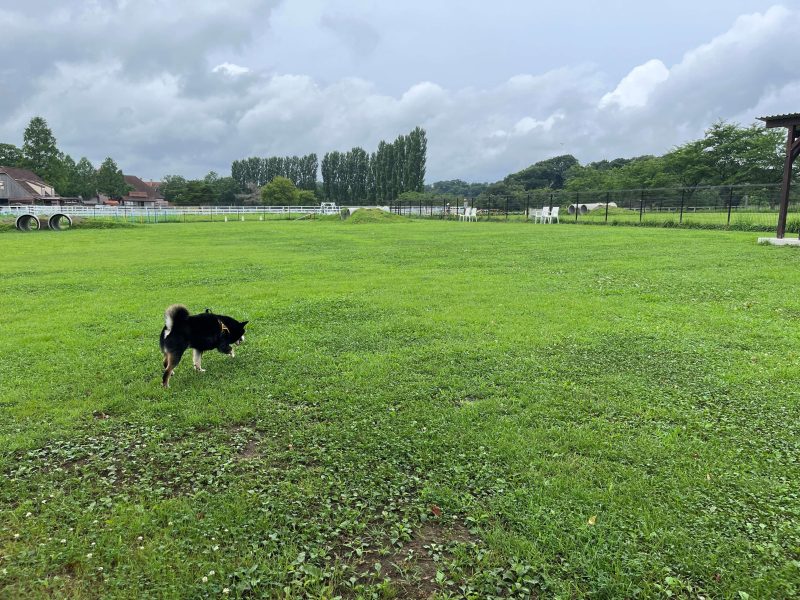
[
  {"x1": 599, "y1": 60, "x2": 669, "y2": 109},
  {"x1": 212, "y1": 63, "x2": 251, "y2": 76},
  {"x1": 0, "y1": 3, "x2": 798, "y2": 183}
]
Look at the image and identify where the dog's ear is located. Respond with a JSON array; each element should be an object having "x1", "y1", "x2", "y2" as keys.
[{"x1": 241, "y1": 320, "x2": 249, "y2": 326}]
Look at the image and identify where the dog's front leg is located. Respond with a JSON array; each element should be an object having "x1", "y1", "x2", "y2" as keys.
[{"x1": 193, "y1": 349, "x2": 206, "y2": 372}]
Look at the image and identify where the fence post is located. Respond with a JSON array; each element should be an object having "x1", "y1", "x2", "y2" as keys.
[
  {"x1": 441, "y1": 197, "x2": 446, "y2": 219},
  {"x1": 727, "y1": 187, "x2": 733, "y2": 226},
  {"x1": 575, "y1": 192, "x2": 579, "y2": 222},
  {"x1": 505, "y1": 195, "x2": 509, "y2": 220},
  {"x1": 679, "y1": 189, "x2": 685, "y2": 224},
  {"x1": 605, "y1": 192, "x2": 610, "y2": 223},
  {"x1": 639, "y1": 190, "x2": 644, "y2": 223},
  {"x1": 525, "y1": 193, "x2": 530, "y2": 221}
]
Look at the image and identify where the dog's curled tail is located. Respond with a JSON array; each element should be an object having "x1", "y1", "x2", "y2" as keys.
[{"x1": 164, "y1": 304, "x2": 190, "y2": 337}]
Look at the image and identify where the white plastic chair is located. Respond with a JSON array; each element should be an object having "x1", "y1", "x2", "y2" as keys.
[
  {"x1": 529, "y1": 208, "x2": 542, "y2": 222},
  {"x1": 548, "y1": 206, "x2": 560, "y2": 223},
  {"x1": 537, "y1": 207, "x2": 551, "y2": 224},
  {"x1": 460, "y1": 207, "x2": 477, "y2": 221}
]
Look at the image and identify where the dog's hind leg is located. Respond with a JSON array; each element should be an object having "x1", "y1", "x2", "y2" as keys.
[
  {"x1": 162, "y1": 349, "x2": 185, "y2": 388},
  {"x1": 192, "y1": 349, "x2": 206, "y2": 372}
]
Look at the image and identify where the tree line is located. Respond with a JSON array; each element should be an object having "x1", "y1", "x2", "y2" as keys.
[
  {"x1": 321, "y1": 127, "x2": 426, "y2": 204},
  {"x1": 7, "y1": 115, "x2": 783, "y2": 210},
  {"x1": 417, "y1": 120, "x2": 789, "y2": 209},
  {"x1": 1, "y1": 117, "x2": 130, "y2": 199},
  {"x1": 231, "y1": 155, "x2": 318, "y2": 191}
]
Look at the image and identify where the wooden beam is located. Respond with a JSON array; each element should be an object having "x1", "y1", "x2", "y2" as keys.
[
  {"x1": 761, "y1": 116, "x2": 800, "y2": 129},
  {"x1": 776, "y1": 126, "x2": 796, "y2": 238}
]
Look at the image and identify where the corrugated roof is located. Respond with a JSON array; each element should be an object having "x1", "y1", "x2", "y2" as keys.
[{"x1": 758, "y1": 113, "x2": 800, "y2": 121}]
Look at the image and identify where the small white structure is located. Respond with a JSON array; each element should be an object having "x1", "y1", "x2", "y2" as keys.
[
  {"x1": 758, "y1": 237, "x2": 800, "y2": 247},
  {"x1": 320, "y1": 202, "x2": 339, "y2": 215}
]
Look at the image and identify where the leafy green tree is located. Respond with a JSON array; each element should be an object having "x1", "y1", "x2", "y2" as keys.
[
  {"x1": 427, "y1": 179, "x2": 488, "y2": 197},
  {"x1": 366, "y1": 152, "x2": 377, "y2": 202},
  {"x1": 507, "y1": 154, "x2": 578, "y2": 190},
  {"x1": 405, "y1": 127, "x2": 427, "y2": 192},
  {"x1": 662, "y1": 140, "x2": 710, "y2": 192},
  {"x1": 261, "y1": 176, "x2": 298, "y2": 205},
  {"x1": 73, "y1": 157, "x2": 97, "y2": 199},
  {"x1": 478, "y1": 180, "x2": 526, "y2": 209},
  {"x1": 0, "y1": 143, "x2": 22, "y2": 167},
  {"x1": 161, "y1": 175, "x2": 187, "y2": 203},
  {"x1": 612, "y1": 156, "x2": 677, "y2": 189},
  {"x1": 565, "y1": 155, "x2": 677, "y2": 191},
  {"x1": 57, "y1": 154, "x2": 79, "y2": 197},
  {"x1": 22, "y1": 116, "x2": 62, "y2": 184},
  {"x1": 297, "y1": 189, "x2": 317, "y2": 204},
  {"x1": 347, "y1": 147, "x2": 369, "y2": 202},
  {"x1": 176, "y1": 180, "x2": 215, "y2": 205},
  {"x1": 563, "y1": 164, "x2": 615, "y2": 190},
  {"x1": 697, "y1": 121, "x2": 783, "y2": 184},
  {"x1": 210, "y1": 176, "x2": 241, "y2": 205},
  {"x1": 96, "y1": 157, "x2": 130, "y2": 199}
]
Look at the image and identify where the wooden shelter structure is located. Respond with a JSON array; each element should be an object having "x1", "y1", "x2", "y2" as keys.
[{"x1": 759, "y1": 113, "x2": 800, "y2": 238}]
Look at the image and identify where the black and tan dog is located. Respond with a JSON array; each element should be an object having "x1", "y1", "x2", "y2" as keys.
[{"x1": 159, "y1": 304, "x2": 248, "y2": 387}]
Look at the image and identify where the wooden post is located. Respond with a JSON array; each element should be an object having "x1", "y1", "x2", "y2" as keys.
[{"x1": 776, "y1": 126, "x2": 795, "y2": 238}]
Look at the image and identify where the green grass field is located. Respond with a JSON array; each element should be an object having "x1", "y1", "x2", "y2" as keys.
[{"x1": 1, "y1": 221, "x2": 799, "y2": 599}]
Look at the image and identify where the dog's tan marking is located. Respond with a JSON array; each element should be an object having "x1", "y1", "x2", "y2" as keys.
[
  {"x1": 162, "y1": 352, "x2": 176, "y2": 388},
  {"x1": 218, "y1": 320, "x2": 230, "y2": 335}
]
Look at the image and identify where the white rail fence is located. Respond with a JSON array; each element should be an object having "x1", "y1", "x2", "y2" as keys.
[{"x1": 2, "y1": 205, "x2": 341, "y2": 219}]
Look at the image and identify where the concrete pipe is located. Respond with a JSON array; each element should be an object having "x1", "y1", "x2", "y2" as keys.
[
  {"x1": 48, "y1": 213, "x2": 73, "y2": 231},
  {"x1": 569, "y1": 202, "x2": 615, "y2": 215},
  {"x1": 15, "y1": 214, "x2": 41, "y2": 231}
]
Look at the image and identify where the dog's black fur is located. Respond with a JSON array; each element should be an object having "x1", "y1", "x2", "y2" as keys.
[{"x1": 159, "y1": 304, "x2": 248, "y2": 387}]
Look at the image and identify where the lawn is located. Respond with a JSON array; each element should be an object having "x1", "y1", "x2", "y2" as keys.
[{"x1": 1, "y1": 220, "x2": 799, "y2": 599}]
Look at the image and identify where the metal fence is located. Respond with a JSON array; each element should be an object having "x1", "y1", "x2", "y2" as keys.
[{"x1": 387, "y1": 183, "x2": 800, "y2": 231}]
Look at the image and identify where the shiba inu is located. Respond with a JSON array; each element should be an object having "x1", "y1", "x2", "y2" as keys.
[{"x1": 159, "y1": 304, "x2": 248, "y2": 388}]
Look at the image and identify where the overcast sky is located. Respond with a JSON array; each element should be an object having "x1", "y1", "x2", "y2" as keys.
[{"x1": 1, "y1": 1, "x2": 797, "y2": 182}]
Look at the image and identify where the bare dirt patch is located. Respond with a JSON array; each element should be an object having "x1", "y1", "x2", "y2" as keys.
[
  {"x1": 238, "y1": 438, "x2": 260, "y2": 459},
  {"x1": 348, "y1": 518, "x2": 479, "y2": 599}
]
